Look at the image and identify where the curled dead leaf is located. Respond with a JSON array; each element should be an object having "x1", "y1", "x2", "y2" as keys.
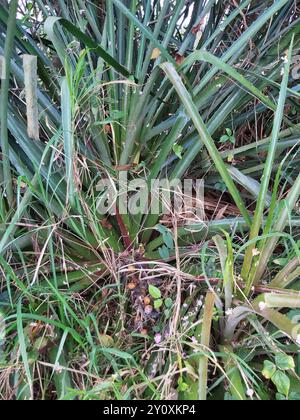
[
  {"x1": 151, "y1": 48, "x2": 161, "y2": 60},
  {"x1": 144, "y1": 296, "x2": 151, "y2": 306}
]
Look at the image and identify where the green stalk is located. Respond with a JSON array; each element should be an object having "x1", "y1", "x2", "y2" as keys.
[
  {"x1": 252, "y1": 297, "x2": 300, "y2": 344},
  {"x1": 198, "y1": 291, "x2": 215, "y2": 400},
  {"x1": 0, "y1": 0, "x2": 18, "y2": 207},
  {"x1": 214, "y1": 234, "x2": 234, "y2": 312},
  {"x1": 221, "y1": 124, "x2": 300, "y2": 160}
]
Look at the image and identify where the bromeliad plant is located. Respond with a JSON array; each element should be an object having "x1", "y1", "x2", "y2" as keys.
[{"x1": 0, "y1": 0, "x2": 300, "y2": 400}]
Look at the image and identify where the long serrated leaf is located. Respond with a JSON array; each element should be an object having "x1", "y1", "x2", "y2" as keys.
[
  {"x1": 198, "y1": 291, "x2": 215, "y2": 400},
  {"x1": 0, "y1": 0, "x2": 18, "y2": 206},
  {"x1": 45, "y1": 17, "x2": 132, "y2": 79},
  {"x1": 61, "y1": 77, "x2": 75, "y2": 207},
  {"x1": 161, "y1": 62, "x2": 251, "y2": 227}
]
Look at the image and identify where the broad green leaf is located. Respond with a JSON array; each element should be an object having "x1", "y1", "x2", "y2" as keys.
[
  {"x1": 154, "y1": 299, "x2": 163, "y2": 310},
  {"x1": 165, "y1": 298, "x2": 173, "y2": 308},
  {"x1": 275, "y1": 354, "x2": 295, "y2": 371},
  {"x1": 220, "y1": 135, "x2": 230, "y2": 143},
  {"x1": 264, "y1": 293, "x2": 300, "y2": 309},
  {"x1": 149, "y1": 285, "x2": 161, "y2": 300},
  {"x1": 272, "y1": 371, "x2": 290, "y2": 397},
  {"x1": 253, "y1": 301, "x2": 300, "y2": 345},
  {"x1": 262, "y1": 361, "x2": 276, "y2": 380}
]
